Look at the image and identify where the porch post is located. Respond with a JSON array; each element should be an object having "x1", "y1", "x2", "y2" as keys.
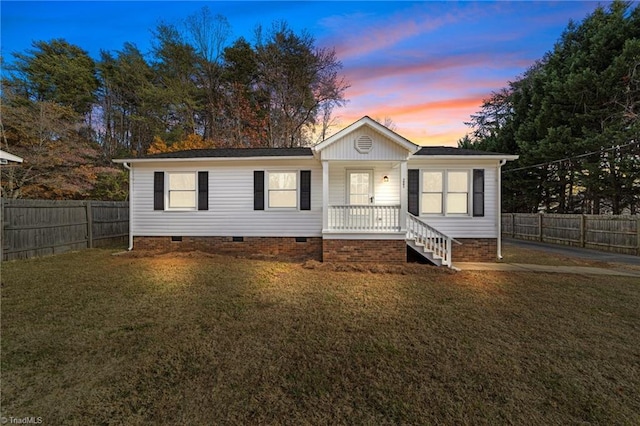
[
  {"x1": 399, "y1": 160, "x2": 408, "y2": 232},
  {"x1": 322, "y1": 160, "x2": 329, "y2": 232}
]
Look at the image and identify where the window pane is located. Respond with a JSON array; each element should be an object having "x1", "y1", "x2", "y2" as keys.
[
  {"x1": 269, "y1": 190, "x2": 297, "y2": 208},
  {"x1": 447, "y1": 193, "x2": 468, "y2": 214},
  {"x1": 448, "y1": 171, "x2": 468, "y2": 192},
  {"x1": 421, "y1": 193, "x2": 442, "y2": 214},
  {"x1": 169, "y1": 191, "x2": 196, "y2": 208},
  {"x1": 350, "y1": 194, "x2": 369, "y2": 205},
  {"x1": 423, "y1": 172, "x2": 443, "y2": 192},
  {"x1": 269, "y1": 172, "x2": 297, "y2": 190},
  {"x1": 169, "y1": 173, "x2": 195, "y2": 190},
  {"x1": 350, "y1": 173, "x2": 369, "y2": 193}
]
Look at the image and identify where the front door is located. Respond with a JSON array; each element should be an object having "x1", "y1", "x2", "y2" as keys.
[
  {"x1": 347, "y1": 170, "x2": 373, "y2": 229},
  {"x1": 348, "y1": 170, "x2": 373, "y2": 205}
]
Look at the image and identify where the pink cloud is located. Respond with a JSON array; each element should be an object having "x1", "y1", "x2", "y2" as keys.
[
  {"x1": 333, "y1": 96, "x2": 483, "y2": 146},
  {"x1": 320, "y1": 4, "x2": 474, "y2": 59}
]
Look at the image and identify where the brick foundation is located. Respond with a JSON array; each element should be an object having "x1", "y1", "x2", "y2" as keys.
[
  {"x1": 322, "y1": 239, "x2": 406, "y2": 264},
  {"x1": 134, "y1": 236, "x2": 322, "y2": 261},
  {"x1": 134, "y1": 236, "x2": 498, "y2": 264},
  {"x1": 452, "y1": 238, "x2": 498, "y2": 262}
]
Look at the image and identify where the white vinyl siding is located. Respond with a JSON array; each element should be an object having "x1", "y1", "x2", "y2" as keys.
[
  {"x1": 131, "y1": 160, "x2": 322, "y2": 237},
  {"x1": 167, "y1": 172, "x2": 196, "y2": 210},
  {"x1": 408, "y1": 159, "x2": 501, "y2": 238},
  {"x1": 321, "y1": 128, "x2": 410, "y2": 161},
  {"x1": 328, "y1": 162, "x2": 400, "y2": 206}
]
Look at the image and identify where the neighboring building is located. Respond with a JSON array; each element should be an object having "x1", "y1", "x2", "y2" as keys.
[
  {"x1": 0, "y1": 149, "x2": 24, "y2": 164},
  {"x1": 114, "y1": 116, "x2": 517, "y2": 266}
]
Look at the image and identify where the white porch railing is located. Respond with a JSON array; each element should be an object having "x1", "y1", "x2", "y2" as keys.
[
  {"x1": 328, "y1": 205, "x2": 401, "y2": 232},
  {"x1": 406, "y1": 213, "x2": 460, "y2": 267}
]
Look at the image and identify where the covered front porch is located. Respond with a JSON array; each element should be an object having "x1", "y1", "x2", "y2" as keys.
[
  {"x1": 321, "y1": 161, "x2": 408, "y2": 235},
  {"x1": 312, "y1": 116, "x2": 460, "y2": 267}
]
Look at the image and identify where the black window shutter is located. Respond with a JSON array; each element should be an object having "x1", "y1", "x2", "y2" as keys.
[
  {"x1": 473, "y1": 169, "x2": 485, "y2": 217},
  {"x1": 198, "y1": 171, "x2": 208, "y2": 211},
  {"x1": 408, "y1": 169, "x2": 419, "y2": 216},
  {"x1": 300, "y1": 170, "x2": 311, "y2": 210},
  {"x1": 254, "y1": 171, "x2": 265, "y2": 210},
  {"x1": 154, "y1": 172, "x2": 164, "y2": 210}
]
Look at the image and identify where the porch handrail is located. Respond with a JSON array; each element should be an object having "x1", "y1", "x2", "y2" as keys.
[
  {"x1": 328, "y1": 204, "x2": 401, "y2": 232},
  {"x1": 406, "y1": 213, "x2": 461, "y2": 267}
]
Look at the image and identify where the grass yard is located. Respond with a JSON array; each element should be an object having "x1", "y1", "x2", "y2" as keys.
[{"x1": 1, "y1": 249, "x2": 639, "y2": 424}]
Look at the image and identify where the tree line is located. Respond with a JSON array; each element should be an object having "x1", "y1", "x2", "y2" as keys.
[
  {"x1": 0, "y1": 8, "x2": 348, "y2": 199},
  {"x1": 461, "y1": 1, "x2": 640, "y2": 214}
]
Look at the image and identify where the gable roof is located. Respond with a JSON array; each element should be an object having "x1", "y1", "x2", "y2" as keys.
[
  {"x1": 313, "y1": 116, "x2": 420, "y2": 153},
  {"x1": 114, "y1": 147, "x2": 313, "y2": 163}
]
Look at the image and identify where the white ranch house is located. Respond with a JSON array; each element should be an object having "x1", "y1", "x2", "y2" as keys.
[{"x1": 114, "y1": 116, "x2": 517, "y2": 266}]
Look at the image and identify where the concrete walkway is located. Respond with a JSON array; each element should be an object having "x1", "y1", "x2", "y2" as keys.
[
  {"x1": 455, "y1": 238, "x2": 640, "y2": 277},
  {"x1": 455, "y1": 262, "x2": 640, "y2": 277}
]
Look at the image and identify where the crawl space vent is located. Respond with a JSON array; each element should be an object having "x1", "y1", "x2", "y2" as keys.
[{"x1": 354, "y1": 135, "x2": 373, "y2": 153}]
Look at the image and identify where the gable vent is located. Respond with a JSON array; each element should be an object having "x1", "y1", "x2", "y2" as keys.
[{"x1": 355, "y1": 135, "x2": 373, "y2": 153}]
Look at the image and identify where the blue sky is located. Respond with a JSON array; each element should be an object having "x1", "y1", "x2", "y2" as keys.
[{"x1": 1, "y1": 1, "x2": 615, "y2": 145}]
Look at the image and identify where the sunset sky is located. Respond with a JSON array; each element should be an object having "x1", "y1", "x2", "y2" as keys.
[{"x1": 1, "y1": 1, "x2": 610, "y2": 146}]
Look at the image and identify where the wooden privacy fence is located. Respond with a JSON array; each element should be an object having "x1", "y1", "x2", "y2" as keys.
[
  {"x1": 502, "y1": 213, "x2": 640, "y2": 255},
  {"x1": 1, "y1": 199, "x2": 129, "y2": 261}
]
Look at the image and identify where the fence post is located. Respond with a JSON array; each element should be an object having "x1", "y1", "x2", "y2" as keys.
[
  {"x1": 637, "y1": 216, "x2": 640, "y2": 256},
  {"x1": 580, "y1": 214, "x2": 586, "y2": 248},
  {"x1": 511, "y1": 213, "x2": 515, "y2": 238},
  {"x1": 538, "y1": 213, "x2": 543, "y2": 242},
  {"x1": 86, "y1": 201, "x2": 93, "y2": 249},
  {"x1": 0, "y1": 197, "x2": 4, "y2": 261}
]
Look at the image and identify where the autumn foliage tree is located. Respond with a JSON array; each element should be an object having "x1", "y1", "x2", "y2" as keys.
[
  {"x1": 1, "y1": 8, "x2": 349, "y2": 199},
  {"x1": 146, "y1": 134, "x2": 218, "y2": 154},
  {"x1": 0, "y1": 89, "x2": 118, "y2": 199},
  {"x1": 1, "y1": 42, "x2": 124, "y2": 200}
]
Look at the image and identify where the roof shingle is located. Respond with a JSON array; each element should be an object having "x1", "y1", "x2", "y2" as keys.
[
  {"x1": 138, "y1": 147, "x2": 314, "y2": 159},
  {"x1": 415, "y1": 146, "x2": 509, "y2": 156}
]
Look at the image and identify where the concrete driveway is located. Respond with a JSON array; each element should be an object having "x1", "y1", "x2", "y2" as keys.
[
  {"x1": 455, "y1": 238, "x2": 640, "y2": 277},
  {"x1": 503, "y1": 238, "x2": 640, "y2": 266}
]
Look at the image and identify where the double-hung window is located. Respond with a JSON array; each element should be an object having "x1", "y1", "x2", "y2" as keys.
[
  {"x1": 268, "y1": 172, "x2": 297, "y2": 208},
  {"x1": 168, "y1": 172, "x2": 197, "y2": 210},
  {"x1": 153, "y1": 171, "x2": 208, "y2": 211},
  {"x1": 421, "y1": 170, "x2": 469, "y2": 215},
  {"x1": 446, "y1": 171, "x2": 469, "y2": 214},
  {"x1": 421, "y1": 171, "x2": 444, "y2": 214}
]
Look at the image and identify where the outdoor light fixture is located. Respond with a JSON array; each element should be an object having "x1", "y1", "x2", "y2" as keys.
[{"x1": 383, "y1": 175, "x2": 389, "y2": 182}]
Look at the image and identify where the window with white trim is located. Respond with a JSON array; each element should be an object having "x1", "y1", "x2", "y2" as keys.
[
  {"x1": 421, "y1": 171, "x2": 443, "y2": 214},
  {"x1": 268, "y1": 172, "x2": 297, "y2": 208},
  {"x1": 421, "y1": 170, "x2": 469, "y2": 215},
  {"x1": 167, "y1": 172, "x2": 197, "y2": 209}
]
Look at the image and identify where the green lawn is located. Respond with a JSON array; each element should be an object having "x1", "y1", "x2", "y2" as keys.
[{"x1": 1, "y1": 249, "x2": 639, "y2": 424}]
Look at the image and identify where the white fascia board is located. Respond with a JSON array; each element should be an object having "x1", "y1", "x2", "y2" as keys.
[{"x1": 112, "y1": 156, "x2": 316, "y2": 164}]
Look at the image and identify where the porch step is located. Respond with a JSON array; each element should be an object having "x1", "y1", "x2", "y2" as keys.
[{"x1": 406, "y1": 239, "x2": 443, "y2": 267}]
